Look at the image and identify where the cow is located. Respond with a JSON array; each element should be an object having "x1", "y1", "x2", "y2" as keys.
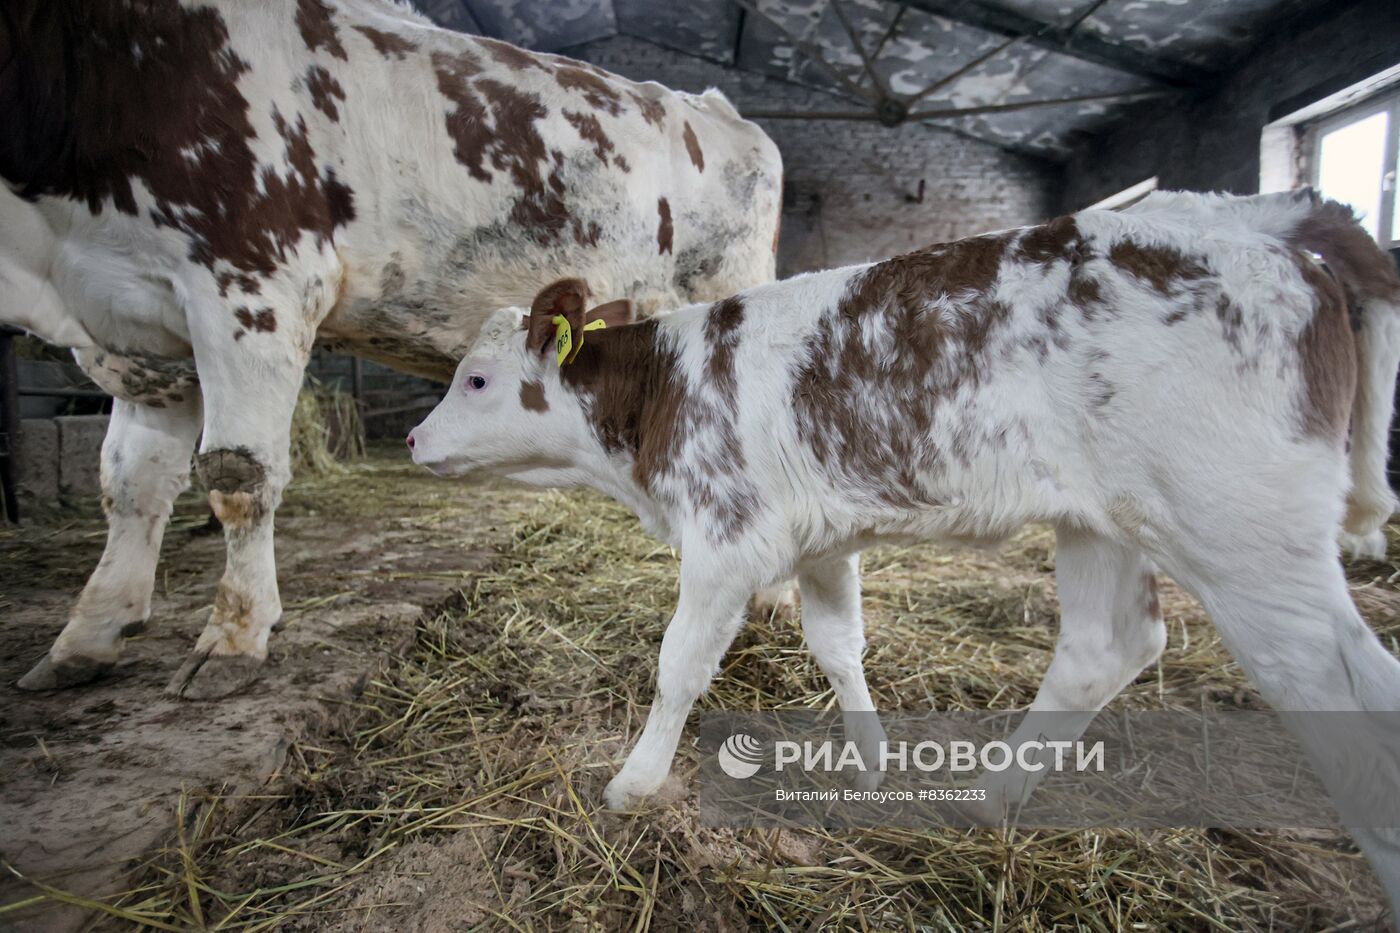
[
  {"x1": 0, "y1": 0, "x2": 782, "y2": 698},
  {"x1": 407, "y1": 190, "x2": 1400, "y2": 909}
]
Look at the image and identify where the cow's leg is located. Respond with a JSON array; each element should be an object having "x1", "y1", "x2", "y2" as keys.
[
  {"x1": 164, "y1": 305, "x2": 312, "y2": 699},
  {"x1": 1165, "y1": 546, "x2": 1400, "y2": 915},
  {"x1": 971, "y1": 527, "x2": 1166, "y2": 817},
  {"x1": 18, "y1": 395, "x2": 203, "y2": 689},
  {"x1": 603, "y1": 561, "x2": 753, "y2": 809},
  {"x1": 797, "y1": 553, "x2": 885, "y2": 790}
]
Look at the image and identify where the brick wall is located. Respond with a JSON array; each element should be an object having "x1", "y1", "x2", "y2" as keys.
[
  {"x1": 1059, "y1": 0, "x2": 1399, "y2": 210},
  {"x1": 567, "y1": 35, "x2": 1059, "y2": 275}
]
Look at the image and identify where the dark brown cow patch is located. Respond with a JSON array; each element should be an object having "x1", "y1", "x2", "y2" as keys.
[
  {"x1": 657, "y1": 198, "x2": 673, "y2": 255},
  {"x1": 614, "y1": 154, "x2": 630, "y2": 173},
  {"x1": 556, "y1": 66, "x2": 623, "y2": 116},
  {"x1": 305, "y1": 65, "x2": 345, "y2": 121},
  {"x1": 433, "y1": 53, "x2": 571, "y2": 245},
  {"x1": 479, "y1": 37, "x2": 551, "y2": 73},
  {"x1": 234, "y1": 306, "x2": 277, "y2": 333},
  {"x1": 630, "y1": 92, "x2": 666, "y2": 128},
  {"x1": 353, "y1": 25, "x2": 417, "y2": 59},
  {"x1": 296, "y1": 0, "x2": 347, "y2": 60},
  {"x1": 2, "y1": 1, "x2": 356, "y2": 286},
  {"x1": 682, "y1": 121, "x2": 704, "y2": 172},
  {"x1": 564, "y1": 110, "x2": 614, "y2": 164}
]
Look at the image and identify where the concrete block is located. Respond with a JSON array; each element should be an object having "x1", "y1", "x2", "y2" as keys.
[
  {"x1": 56, "y1": 415, "x2": 109, "y2": 499},
  {"x1": 16, "y1": 418, "x2": 59, "y2": 504}
]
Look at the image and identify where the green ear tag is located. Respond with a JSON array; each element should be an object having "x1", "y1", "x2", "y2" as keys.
[{"x1": 553, "y1": 316, "x2": 607, "y2": 365}]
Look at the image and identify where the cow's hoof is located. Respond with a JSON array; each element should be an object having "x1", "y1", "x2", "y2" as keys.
[
  {"x1": 165, "y1": 651, "x2": 263, "y2": 700},
  {"x1": 17, "y1": 653, "x2": 113, "y2": 691}
]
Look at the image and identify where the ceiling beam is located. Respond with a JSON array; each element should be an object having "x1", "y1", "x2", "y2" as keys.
[{"x1": 889, "y1": 0, "x2": 1213, "y2": 87}]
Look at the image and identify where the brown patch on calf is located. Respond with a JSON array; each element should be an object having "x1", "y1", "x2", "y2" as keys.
[
  {"x1": 296, "y1": 0, "x2": 347, "y2": 60},
  {"x1": 304, "y1": 65, "x2": 345, "y2": 121},
  {"x1": 1290, "y1": 195, "x2": 1400, "y2": 306},
  {"x1": 353, "y1": 25, "x2": 417, "y2": 59},
  {"x1": 564, "y1": 110, "x2": 614, "y2": 164},
  {"x1": 234, "y1": 306, "x2": 277, "y2": 333},
  {"x1": 520, "y1": 380, "x2": 549, "y2": 412},
  {"x1": 705, "y1": 296, "x2": 745, "y2": 392},
  {"x1": 556, "y1": 66, "x2": 623, "y2": 115},
  {"x1": 3, "y1": 2, "x2": 356, "y2": 283},
  {"x1": 791, "y1": 233, "x2": 1015, "y2": 505},
  {"x1": 613, "y1": 154, "x2": 630, "y2": 173},
  {"x1": 657, "y1": 198, "x2": 674, "y2": 255},
  {"x1": 1143, "y1": 575, "x2": 1161, "y2": 619},
  {"x1": 1015, "y1": 215, "x2": 1083, "y2": 265},
  {"x1": 1294, "y1": 255, "x2": 1358, "y2": 440},
  {"x1": 558, "y1": 306, "x2": 758, "y2": 540},
  {"x1": 1108, "y1": 241, "x2": 1209, "y2": 294},
  {"x1": 682, "y1": 121, "x2": 705, "y2": 172}
]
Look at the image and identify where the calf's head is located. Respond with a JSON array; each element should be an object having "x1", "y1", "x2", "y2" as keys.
[{"x1": 408, "y1": 278, "x2": 634, "y2": 478}]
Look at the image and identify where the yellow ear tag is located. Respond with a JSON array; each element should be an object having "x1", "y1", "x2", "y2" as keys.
[{"x1": 552, "y1": 315, "x2": 607, "y2": 366}]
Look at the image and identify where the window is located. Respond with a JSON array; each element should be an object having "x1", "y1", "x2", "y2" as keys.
[{"x1": 1309, "y1": 91, "x2": 1400, "y2": 247}]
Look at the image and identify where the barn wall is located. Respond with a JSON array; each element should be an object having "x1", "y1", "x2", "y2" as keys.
[
  {"x1": 1060, "y1": 0, "x2": 1400, "y2": 210},
  {"x1": 568, "y1": 36, "x2": 1060, "y2": 276}
]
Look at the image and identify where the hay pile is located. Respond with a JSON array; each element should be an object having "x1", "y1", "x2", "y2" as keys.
[
  {"x1": 18, "y1": 485, "x2": 1400, "y2": 930},
  {"x1": 288, "y1": 383, "x2": 365, "y2": 478}
]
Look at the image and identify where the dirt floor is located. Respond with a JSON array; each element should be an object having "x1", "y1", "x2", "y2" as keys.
[{"x1": 3, "y1": 445, "x2": 1400, "y2": 930}]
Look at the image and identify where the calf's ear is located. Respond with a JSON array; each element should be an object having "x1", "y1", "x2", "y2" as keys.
[
  {"x1": 585, "y1": 299, "x2": 635, "y2": 329},
  {"x1": 527, "y1": 278, "x2": 590, "y2": 355}
]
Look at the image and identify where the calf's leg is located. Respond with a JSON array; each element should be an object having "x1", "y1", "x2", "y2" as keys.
[
  {"x1": 972, "y1": 528, "x2": 1165, "y2": 817},
  {"x1": 604, "y1": 563, "x2": 753, "y2": 809},
  {"x1": 1166, "y1": 547, "x2": 1400, "y2": 918},
  {"x1": 797, "y1": 553, "x2": 885, "y2": 790},
  {"x1": 19, "y1": 395, "x2": 202, "y2": 689}
]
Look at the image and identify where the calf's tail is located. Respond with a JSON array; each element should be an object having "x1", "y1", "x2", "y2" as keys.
[{"x1": 1285, "y1": 191, "x2": 1400, "y2": 538}]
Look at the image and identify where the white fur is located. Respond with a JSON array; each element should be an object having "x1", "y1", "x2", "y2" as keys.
[{"x1": 412, "y1": 190, "x2": 1400, "y2": 908}]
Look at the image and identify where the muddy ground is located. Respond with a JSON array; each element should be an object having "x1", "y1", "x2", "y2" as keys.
[
  {"x1": 2, "y1": 446, "x2": 1399, "y2": 930},
  {"x1": 0, "y1": 449, "x2": 533, "y2": 932}
]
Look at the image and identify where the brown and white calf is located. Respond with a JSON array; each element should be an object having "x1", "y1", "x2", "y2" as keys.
[
  {"x1": 410, "y1": 190, "x2": 1400, "y2": 905},
  {"x1": 0, "y1": 0, "x2": 781, "y2": 697}
]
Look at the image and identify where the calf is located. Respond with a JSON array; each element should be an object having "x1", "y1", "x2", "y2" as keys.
[
  {"x1": 2, "y1": 0, "x2": 781, "y2": 697},
  {"x1": 410, "y1": 189, "x2": 1400, "y2": 906}
]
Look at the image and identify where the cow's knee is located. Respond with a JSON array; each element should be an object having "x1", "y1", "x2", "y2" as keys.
[{"x1": 196, "y1": 447, "x2": 274, "y2": 530}]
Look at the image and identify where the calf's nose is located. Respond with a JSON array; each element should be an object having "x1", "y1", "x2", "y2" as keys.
[{"x1": 406, "y1": 432, "x2": 416, "y2": 450}]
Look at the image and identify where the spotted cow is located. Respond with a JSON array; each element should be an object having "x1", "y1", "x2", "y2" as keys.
[
  {"x1": 0, "y1": 0, "x2": 782, "y2": 697},
  {"x1": 408, "y1": 190, "x2": 1400, "y2": 905}
]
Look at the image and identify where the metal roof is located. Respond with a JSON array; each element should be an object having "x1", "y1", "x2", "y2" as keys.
[{"x1": 423, "y1": 0, "x2": 1332, "y2": 160}]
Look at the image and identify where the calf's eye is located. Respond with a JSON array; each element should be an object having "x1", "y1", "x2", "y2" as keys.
[{"x1": 467, "y1": 374, "x2": 488, "y2": 391}]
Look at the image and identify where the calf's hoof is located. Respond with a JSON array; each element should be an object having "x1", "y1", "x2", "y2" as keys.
[
  {"x1": 602, "y1": 772, "x2": 663, "y2": 810},
  {"x1": 17, "y1": 653, "x2": 114, "y2": 691},
  {"x1": 165, "y1": 650, "x2": 263, "y2": 700}
]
